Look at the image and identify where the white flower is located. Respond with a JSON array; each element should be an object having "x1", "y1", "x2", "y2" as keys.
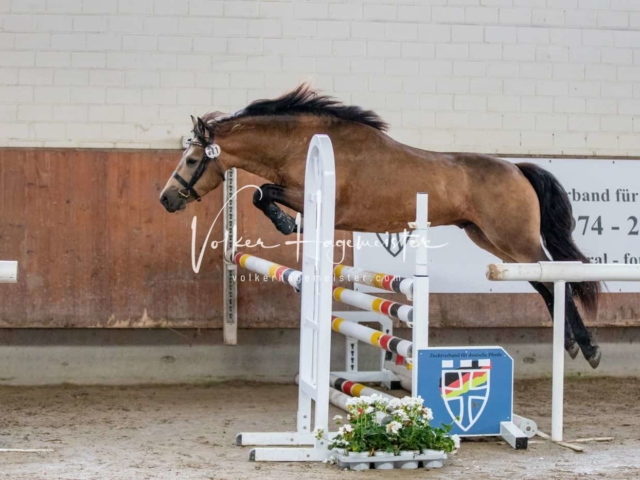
[
  {"x1": 333, "y1": 414, "x2": 343, "y2": 421},
  {"x1": 422, "y1": 407, "x2": 434, "y2": 421},
  {"x1": 346, "y1": 396, "x2": 370, "y2": 410},
  {"x1": 365, "y1": 406, "x2": 374, "y2": 414},
  {"x1": 392, "y1": 409, "x2": 409, "y2": 422},
  {"x1": 401, "y1": 396, "x2": 424, "y2": 408},
  {"x1": 333, "y1": 438, "x2": 349, "y2": 447},
  {"x1": 343, "y1": 424, "x2": 353, "y2": 433},
  {"x1": 387, "y1": 398, "x2": 402, "y2": 410},
  {"x1": 386, "y1": 421, "x2": 402, "y2": 434},
  {"x1": 369, "y1": 394, "x2": 389, "y2": 406},
  {"x1": 452, "y1": 434, "x2": 461, "y2": 449}
]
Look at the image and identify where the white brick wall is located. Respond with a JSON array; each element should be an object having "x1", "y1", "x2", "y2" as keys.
[{"x1": 1, "y1": 0, "x2": 640, "y2": 154}]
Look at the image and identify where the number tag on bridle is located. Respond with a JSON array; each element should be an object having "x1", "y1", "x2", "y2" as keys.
[{"x1": 205, "y1": 144, "x2": 221, "y2": 159}]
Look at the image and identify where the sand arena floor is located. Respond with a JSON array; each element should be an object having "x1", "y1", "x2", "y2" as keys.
[{"x1": 2, "y1": 377, "x2": 640, "y2": 480}]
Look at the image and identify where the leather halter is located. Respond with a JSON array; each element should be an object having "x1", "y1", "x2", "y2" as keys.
[{"x1": 173, "y1": 140, "x2": 224, "y2": 202}]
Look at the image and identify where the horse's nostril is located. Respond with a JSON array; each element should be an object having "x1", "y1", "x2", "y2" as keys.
[{"x1": 161, "y1": 195, "x2": 170, "y2": 207}]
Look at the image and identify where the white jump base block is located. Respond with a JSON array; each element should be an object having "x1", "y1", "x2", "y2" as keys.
[{"x1": 0, "y1": 261, "x2": 17, "y2": 283}]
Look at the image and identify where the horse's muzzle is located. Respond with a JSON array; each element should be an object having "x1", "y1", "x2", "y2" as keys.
[{"x1": 160, "y1": 191, "x2": 186, "y2": 213}]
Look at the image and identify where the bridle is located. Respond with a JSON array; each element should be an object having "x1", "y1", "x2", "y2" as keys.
[{"x1": 173, "y1": 139, "x2": 224, "y2": 202}]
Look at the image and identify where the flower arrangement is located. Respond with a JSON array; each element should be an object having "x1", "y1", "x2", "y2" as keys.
[{"x1": 327, "y1": 394, "x2": 459, "y2": 456}]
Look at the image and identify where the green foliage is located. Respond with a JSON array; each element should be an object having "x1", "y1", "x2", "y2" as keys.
[{"x1": 328, "y1": 395, "x2": 459, "y2": 456}]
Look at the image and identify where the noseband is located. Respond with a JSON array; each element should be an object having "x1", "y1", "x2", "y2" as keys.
[{"x1": 173, "y1": 140, "x2": 224, "y2": 202}]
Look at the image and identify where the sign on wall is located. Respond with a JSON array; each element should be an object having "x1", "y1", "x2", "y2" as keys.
[{"x1": 354, "y1": 158, "x2": 640, "y2": 293}]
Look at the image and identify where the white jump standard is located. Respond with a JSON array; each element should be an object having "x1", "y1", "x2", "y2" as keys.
[
  {"x1": 487, "y1": 262, "x2": 640, "y2": 443},
  {"x1": 234, "y1": 135, "x2": 336, "y2": 462}
]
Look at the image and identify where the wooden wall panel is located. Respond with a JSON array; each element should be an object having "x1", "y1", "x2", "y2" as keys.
[
  {"x1": 0, "y1": 148, "x2": 223, "y2": 328},
  {"x1": 0, "y1": 147, "x2": 638, "y2": 329}
]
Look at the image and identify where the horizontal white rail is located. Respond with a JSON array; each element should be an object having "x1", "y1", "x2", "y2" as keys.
[
  {"x1": 487, "y1": 262, "x2": 640, "y2": 283},
  {"x1": 0, "y1": 261, "x2": 18, "y2": 284}
]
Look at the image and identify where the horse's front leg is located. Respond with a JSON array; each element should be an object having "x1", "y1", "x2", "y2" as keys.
[{"x1": 253, "y1": 184, "x2": 304, "y2": 235}]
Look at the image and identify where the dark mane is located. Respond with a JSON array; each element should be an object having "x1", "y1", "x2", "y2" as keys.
[{"x1": 201, "y1": 84, "x2": 388, "y2": 133}]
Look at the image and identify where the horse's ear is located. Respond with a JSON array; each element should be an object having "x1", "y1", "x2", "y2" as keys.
[
  {"x1": 191, "y1": 115, "x2": 197, "y2": 128},
  {"x1": 197, "y1": 117, "x2": 207, "y2": 139}
]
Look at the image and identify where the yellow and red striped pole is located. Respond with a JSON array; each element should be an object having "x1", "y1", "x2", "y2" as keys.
[
  {"x1": 226, "y1": 250, "x2": 302, "y2": 290},
  {"x1": 329, "y1": 374, "x2": 395, "y2": 401},
  {"x1": 334, "y1": 264, "x2": 413, "y2": 298},
  {"x1": 332, "y1": 286, "x2": 413, "y2": 324},
  {"x1": 331, "y1": 316, "x2": 412, "y2": 358}
]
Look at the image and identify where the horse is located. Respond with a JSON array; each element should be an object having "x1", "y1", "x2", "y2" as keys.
[{"x1": 160, "y1": 84, "x2": 601, "y2": 369}]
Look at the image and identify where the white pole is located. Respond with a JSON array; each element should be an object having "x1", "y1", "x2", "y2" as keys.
[
  {"x1": 487, "y1": 262, "x2": 640, "y2": 282},
  {"x1": 411, "y1": 193, "x2": 429, "y2": 399},
  {"x1": 223, "y1": 168, "x2": 238, "y2": 345},
  {"x1": 552, "y1": 280, "x2": 566, "y2": 442},
  {"x1": 0, "y1": 261, "x2": 18, "y2": 283}
]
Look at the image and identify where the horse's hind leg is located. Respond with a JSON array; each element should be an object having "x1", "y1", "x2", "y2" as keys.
[
  {"x1": 464, "y1": 224, "x2": 578, "y2": 357},
  {"x1": 473, "y1": 206, "x2": 600, "y2": 367},
  {"x1": 253, "y1": 184, "x2": 304, "y2": 235},
  {"x1": 529, "y1": 281, "x2": 579, "y2": 359}
]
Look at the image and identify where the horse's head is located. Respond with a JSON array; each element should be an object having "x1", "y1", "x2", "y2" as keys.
[{"x1": 160, "y1": 115, "x2": 226, "y2": 212}]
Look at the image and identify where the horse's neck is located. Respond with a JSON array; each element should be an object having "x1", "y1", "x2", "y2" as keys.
[{"x1": 221, "y1": 118, "x2": 319, "y2": 184}]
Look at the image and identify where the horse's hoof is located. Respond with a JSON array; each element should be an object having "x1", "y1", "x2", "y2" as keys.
[
  {"x1": 275, "y1": 217, "x2": 298, "y2": 236},
  {"x1": 567, "y1": 343, "x2": 579, "y2": 359},
  {"x1": 587, "y1": 347, "x2": 601, "y2": 369}
]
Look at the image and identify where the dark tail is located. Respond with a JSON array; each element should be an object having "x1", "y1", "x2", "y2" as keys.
[{"x1": 516, "y1": 162, "x2": 600, "y2": 317}]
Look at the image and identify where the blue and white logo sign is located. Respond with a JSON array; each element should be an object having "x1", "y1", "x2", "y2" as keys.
[
  {"x1": 417, "y1": 347, "x2": 514, "y2": 436},
  {"x1": 441, "y1": 358, "x2": 491, "y2": 432}
]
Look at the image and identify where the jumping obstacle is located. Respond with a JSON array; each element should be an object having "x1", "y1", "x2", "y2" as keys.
[
  {"x1": 230, "y1": 135, "x2": 532, "y2": 460},
  {"x1": 487, "y1": 262, "x2": 640, "y2": 442}
]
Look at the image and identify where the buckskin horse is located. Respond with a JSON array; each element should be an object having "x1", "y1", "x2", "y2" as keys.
[{"x1": 160, "y1": 84, "x2": 601, "y2": 368}]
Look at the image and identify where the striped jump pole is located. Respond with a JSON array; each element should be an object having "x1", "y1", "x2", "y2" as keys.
[
  {"x1": 295, "y1": 374, "x2": 389, "y2": 421},
  {"x1": 328, "y1": 386, "x2": 356, "y2": 412},
  {"x1": 334, "y1": 264, "x2": 413, "y2": 299},
  {"x1": 330, "y1": 374, "x2": 395, "y2": 401},
  {"x1": 226, "y1": 251, "x2": 302, "y2": 290},
  {"x1": 227, "y1": 251, "x2": 414, "y2": 325},
  {"x1": 331, "y1": 316, "x2": 412, "y2": 358},
  {"x1": 332, "y1": 286, "x2": 413, "y2": 324}
]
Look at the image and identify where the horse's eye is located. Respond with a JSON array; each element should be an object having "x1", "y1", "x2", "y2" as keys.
[{"x1": 186, "y1": 158, "x2": 198, "y2": 166}]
